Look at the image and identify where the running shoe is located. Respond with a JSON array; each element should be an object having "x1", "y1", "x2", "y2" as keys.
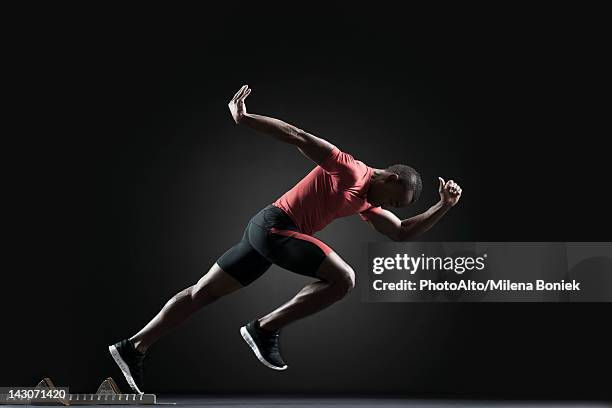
[
  {"x1": 240, "y1": 320, "x2": 288, "y2": 370},
  {"x1": 108, "y1": 339, "x2": 146, "y2": 394}
]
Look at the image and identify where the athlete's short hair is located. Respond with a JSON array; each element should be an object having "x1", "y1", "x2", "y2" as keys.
[{"x1": 385, "y1": 164, "x2": 422, "y2": 204}]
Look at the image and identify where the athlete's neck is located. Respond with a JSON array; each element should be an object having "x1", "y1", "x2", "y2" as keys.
[{"x1": 366, "y1": 168, "x2": 388, "y2": 206}]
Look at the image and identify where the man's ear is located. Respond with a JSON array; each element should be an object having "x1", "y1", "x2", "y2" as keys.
[{"x1": 385, "y1": 172, "x2": 399, "y2": 183}]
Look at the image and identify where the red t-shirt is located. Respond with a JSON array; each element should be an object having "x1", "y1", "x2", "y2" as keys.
[{"x1": 272, "y1": 146, "x2": 383, "y2": 235}]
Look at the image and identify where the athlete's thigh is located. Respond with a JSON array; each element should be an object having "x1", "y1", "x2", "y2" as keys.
[
  {"x1": 215, "y1": 232, "x2": 273, "y2": 287},
  {"x1": 263, "y1": 227, "x2": 337, "y2": 280}
]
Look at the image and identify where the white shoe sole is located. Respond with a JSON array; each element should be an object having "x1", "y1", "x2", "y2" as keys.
[
  {"x1": 240, "y1": 326, "x2": 288, "y2": 371},
  {"x1": 108, "y1": 344, "x2": 144, "y2": 394}
]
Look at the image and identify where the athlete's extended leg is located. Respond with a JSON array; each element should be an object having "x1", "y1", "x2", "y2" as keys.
[
  {"x1": 129, "y1": 263, "x2": 243, "y2": 353},
  {"x1": 257, "y1": 251, "x2": 355, "y2": 331},
  {"x1": 110, "y1": 216, "x2": 272, "y2": 391},
  {"x1": 108, "y1": 263, "x2": 244, "y2": 394}
]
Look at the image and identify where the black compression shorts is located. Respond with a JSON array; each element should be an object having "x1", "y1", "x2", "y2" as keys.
[{"x1": 216, "y1": 204, "x2": 334, "y2": 286}]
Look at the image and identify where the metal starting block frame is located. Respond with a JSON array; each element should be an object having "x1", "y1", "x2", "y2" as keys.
[{"x1": 0, "y1": 377, "x2": 164, "y2": 405}]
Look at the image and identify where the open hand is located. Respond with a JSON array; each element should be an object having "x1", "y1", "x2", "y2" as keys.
[
  {"x1": 438, "y1": 177, "x2": 462, "y2": 207},
  {"x1": 228, "y1": 84, "x2": 251, "y2": 124}
]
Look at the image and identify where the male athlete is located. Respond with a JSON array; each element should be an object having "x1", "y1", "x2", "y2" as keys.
[{"x1": 109, "y1": 85, "x2": 462, "y2": 394}]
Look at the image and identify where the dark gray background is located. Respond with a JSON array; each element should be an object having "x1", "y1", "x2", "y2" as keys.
[{"x1": 3, "y1": 3, "x2": 611, "y2": 401}]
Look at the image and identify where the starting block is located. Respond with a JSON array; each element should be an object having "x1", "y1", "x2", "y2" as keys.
[{"x1": 0, "y1": 377, "x2": 168, "y2": 405}]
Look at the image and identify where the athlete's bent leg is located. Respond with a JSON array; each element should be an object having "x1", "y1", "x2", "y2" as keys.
[
  {"x1": 129, "y1": 263, "x2": 243, "y2": 353},
  {"x1": 257, "y1": 252, "x2": 355, "y2": 331}
]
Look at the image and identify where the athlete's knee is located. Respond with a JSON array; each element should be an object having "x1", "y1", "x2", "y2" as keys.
[
  {"x1": 333, "y1": 266, "x2": 355, "y2": 297},
  {"x1": 190, "y1": 264, "x2": 243, "y2": 305}
]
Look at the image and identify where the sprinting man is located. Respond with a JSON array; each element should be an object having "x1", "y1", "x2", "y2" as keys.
[{"x1": 109, "y1": 85, "x2": 462, "y2": 394}]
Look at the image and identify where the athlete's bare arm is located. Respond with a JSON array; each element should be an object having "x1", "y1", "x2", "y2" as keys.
[
  {"x1": 228, "y1": 84, "x2": 334, "y2": 164},
  {"x1": 366, "y1": 178, "x2": 462, "y2": 241}
]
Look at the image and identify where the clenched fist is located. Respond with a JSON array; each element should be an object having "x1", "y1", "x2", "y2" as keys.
[{"x1": 438, "y1": 177, "x2": 462, "y2": 207}]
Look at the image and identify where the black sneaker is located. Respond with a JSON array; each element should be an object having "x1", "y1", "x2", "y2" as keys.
[
  {"x1": 108, "y1": 339, "x2": 146, "y2": 394},
  {"x1": 240, "y1": 320, "x2": 288, "y2": 370}
]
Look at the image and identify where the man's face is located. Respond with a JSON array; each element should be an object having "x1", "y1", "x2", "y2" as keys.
[{"x1": 381, "y1": 183, "x2": 415, "y2": 209}]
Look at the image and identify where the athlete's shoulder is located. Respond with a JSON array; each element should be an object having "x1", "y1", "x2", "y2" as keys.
[{"x1": 319, "y1": 146, "x2": 363, "y2": 171}]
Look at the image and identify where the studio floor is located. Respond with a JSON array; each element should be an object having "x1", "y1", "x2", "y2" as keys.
[
  {"x1": 3, "y1": 396, "x2": 609, "y2": 407},
  {"x1": 150, "y1": 396, "x2": 610, "y2": 407}
]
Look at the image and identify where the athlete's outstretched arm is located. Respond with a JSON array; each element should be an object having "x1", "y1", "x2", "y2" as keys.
[
  {"x1": 228, "y1": 84, "x2": 334, "y2": 164},
  {"x1": 366, "y1": 178, "x2": 462, "y2": 241}
]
